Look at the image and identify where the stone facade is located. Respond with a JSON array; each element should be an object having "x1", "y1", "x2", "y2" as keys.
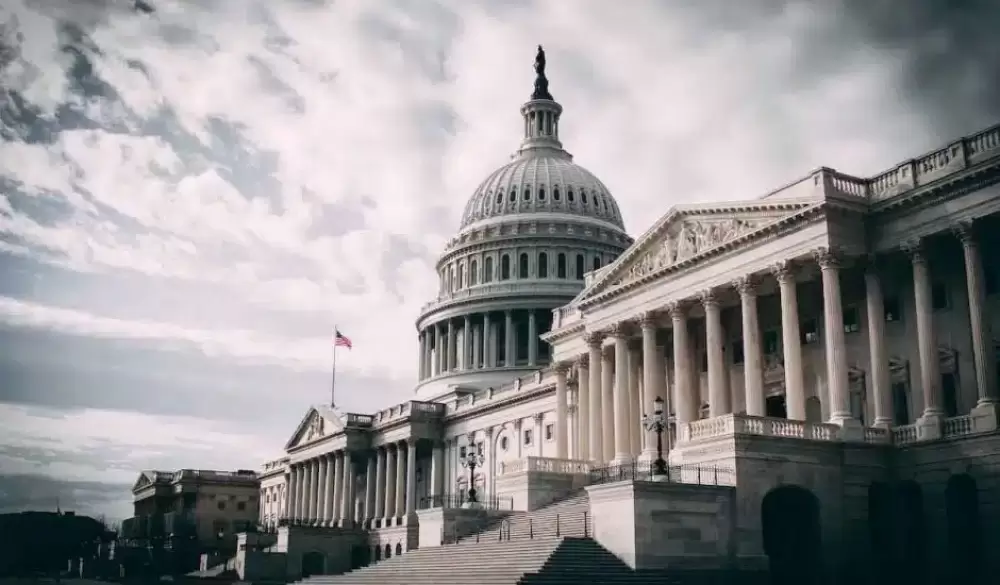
[{"x1": 253, "y1": 54, "x2": 1000, "y2": 582}]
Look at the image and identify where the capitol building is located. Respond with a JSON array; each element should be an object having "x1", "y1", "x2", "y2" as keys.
[{"x1": 248, "y1": 49, "x2": 1000, "y2": 584}]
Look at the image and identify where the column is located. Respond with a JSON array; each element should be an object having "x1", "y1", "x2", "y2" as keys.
[
  {"x1": 374, "y1": 447, "x2": 386, "y2": 521},
  {"x1": 955, "y1": 222, "x2": 1000, "y2": 414},
  {"x1": 534, "y1": 414, "x2": 544, "y2": 457},
  {"x1": 435, "y1": 325, "x2": 444, "y2": 375},
  {"x1": 424, "y1": 330, "x2": 433, "y2": 379},
  {"x1": 339, "y1": 453, "x2": 353, "y2": 525},
  {"x1": 587, "y1": 335, "x2": 604, "y2": 461},
  {"x1": 486, "y1": 427, "x2": 497, "y2": 494},
  {"x1": 554, "y1": 363, "x2": 569, "y2": 458},
  {"x1": 670, "y1": 303, "x2": 697, "y2": 424},
  {"x1": 394, "y1": 441, "x2": 406, "y2": 518},
  {"x1": 472, "y1": 321, "x2": 482, "y2": 369},
  {"x1": 318, "y1": 455, "x2": 330, "y2": 525},
  {"x1": 528, "y1": 310, "x2": 539, "y2": 366},
  {"x1": 483, "y1": 313, "x2": 493, "y2": 367},
  {"x1": 735, "y1": 277, "x2": 765, "y2": 416},
  {"x1": 817, "y1": 249, "x2": 854, "y2": 425},
  {"x1": 641, "y1": 313, "x2": 665, "y2": 458},
  {"x1": 384, "y1": 446, "x2": 397, "y2": 522},
  {"x1": 773, "y1": 261, "x2": 806, "y2": 420},
  {"x1": 628, "y1": 343, "x2": 642, "y2": 456},
  {"x1": 611, "y1": 325, "x2": 631, "y2": 461},
  {"x1": 307, "y1": 459, "x2": 318, "y2": 523},
  {"x1": 287, "y1": 466, "x2": 299, "y2": 522},
  {"x1": 701, "y1": 290, "x2": 729, "y2": 417},
  {"x1": 601, "y1": 343, "x2": 616, "y2": 461},
  {"x1": 906, "y1": 240, "x2": 945, "y2": 421},
  {"x1": 504, "y1": 310, "x2": 516, "y2": 366},
  {"x1": 405, "y1": 440, "x2": 417, "y2": 516},
  {"x1": 447, "y1": 319, "x2": 456, "y2": 371},
  {"x1": 431, "y1": 441, "x2": 445, "y2": 496},
  {"x1": 864, "y1": 261, "x2": 893, "y2": 427},
  {"x1": 463, "y1": 315, "x2": 472, "y2": 370},
  {"x1": 331, "y1": 452, "x2": 343, "y2": 524},
  {"x1": 577, "y1": 355, "x2": 590, "y2": 460},
  {"x1": 418, "y1": 331, "x2": 426, "y2": 380},
  {"x1": 364, "y1": 455, "x2": 376, "y2": 523}
]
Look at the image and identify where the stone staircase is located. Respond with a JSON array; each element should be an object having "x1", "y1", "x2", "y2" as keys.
[{"x1": 457, "y1": 490, "x2": 591, "y2": 543}]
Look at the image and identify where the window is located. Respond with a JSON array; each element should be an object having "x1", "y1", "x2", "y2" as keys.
[
  {"x1": 557, "y1": 253, "x2": 567, "y2": 278},
  {"x1": 484, "y1": 257, "x2": 494, "y2": 283},
  {"x1": 892, "y1": 382, "x2": 909, "y2": 425},
  {"x1": 500, "y1": 436, "x2": 509, "y2": 451},
  {"x1": 731, "y1": 340, "x2": 744, "y2": 365},
  {"x1": 567, "y1": 187, "x2": 575, "y2": 203},
  {"x1": 545, "y1": 424, "x2": 554, "y2": 441},
  {"x1": 495, "y1": 192, "x2": 503, "y2": 206},
  {"x1": 942, "y1": 373, "x2": 958, "y2": 417},
  {"x1": 582, "y1": 191, "x2": 589, "y2": 204},
  {"x1": 523, "y1": 186, "x2": 531, "y2": 201},
  {"x1": 576, "y1": 254, "x2": 585, "y2": 279},
  {"x1": 476, "y1": 441, "x2": 484, "y2": 455},
  {"x1": 843, "y1": 306, "x2": 860, "y2": 333},
  {"x1": 458, "y1": 264, "x2": 465, "y2": 289},
  {"x1": 217, "y1": 501, "x2": 226, "y2": 511},
  {"x1": 470, "y1": 259, "x2": 479, "y2": 285},
  {"x1": 518, "y1": 253, "x2": 529, "y2": 278},
  {"x1": 801, "y1": 318, "x2": 819, "y2": 344},
  {"x1": 538, "y1": 252, "x2": 548, "y2": 278},
  {"x1": 554, "y1": 186, "x2": 561, "y2": 201},
  {"x1": 237, "y1": 501, "x2": 246, "y2": 512},
  {"x1": 763, "y1": 330, "x2": 779, "y2": 355},
  {"x1": 539, "y1": 187, "x2": 546, "y2": 200},
  {"x1": 931, "y1": 282, "x2": 950, "y2": 310},
  {"x1": 592, "y1": 256, "x2": 601, "y2": 271},
  {"x1": 523, "y1": 429, "x2": 533, "y2": 445},
  {"x1": 884, "y1": 296, "x2": 901, "y2": 322},
  {"x1": 501, "y1": 255, "x2": 511, "y2": 280},
  {"x1": 459, "y1": 446, "x2": 468, "y2": 459}
]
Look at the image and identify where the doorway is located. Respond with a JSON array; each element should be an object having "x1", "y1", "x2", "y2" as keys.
[
  {"x1": 300, "y1": 551, "x2": 325, "y2": 578},
  {"x1": 765, "y1": 395, "x2": 786, "y2": 418},
  {"x1": 761, "y1": 485, "x2": 822, "y2": 585}
]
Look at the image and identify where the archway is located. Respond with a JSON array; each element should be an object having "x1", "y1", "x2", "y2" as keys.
[
  {"x1": 946, "y1": 474, "x2": 981, "y2": 580},
  {"x1": 383, "y1": 543, "x2": 391, "y2": 559},
  {"x1": 300, "y1": 551, "x2": 325, "y2": 578},
  {"x1": 761, "y1": 485, "x2": 822, "y2": 585},
  {"x1": 893, "y1": 481, "x2": 924, "y2": 582}
]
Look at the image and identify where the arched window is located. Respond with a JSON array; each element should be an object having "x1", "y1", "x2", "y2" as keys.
[
  {"x1": 576, "y1": 254, "x2": 585, "y2": 279},
  {"x1": 495, "y1": 192, "x2": 502, "y2": 206},
  {"x1": 470, "y1": 259, "x2": 479, "y2": 285},
  {"x1": 538, "y1": 252, "x2": 549, "y2": 278},
  {"x1": 567, "y1": 187, "x2": 575, "y2": 203},
  {"x1": 593, "y1": 256, "x2": 602, "y2": 271},
  {"x1": 458, "y1": 264, "x2": 464, "y2": 289},
  {"x1": 557, "y1": 253, "x2": 567, "y2": 278},
  {"x1": 539, "y1": 187, "x2": 546, "y2": 200},
  {"x1": 500, "y1": 255, "x2": 511, "y2": 280},
  {"x1": 553, "y1": 186, "x2": 561, "y2": 201},
  {"x1": 518, "y1": 253, "x2": 529, "y2": 278},
  {"x1": 582, "y1": 190, "x2": 589, "y2": 204},
  {"x1": 484, "y1": 257, "x2": 494, "y2": 283},
  {"x1": 523, "y1": 186, "x2": 531, "y2": 201}
]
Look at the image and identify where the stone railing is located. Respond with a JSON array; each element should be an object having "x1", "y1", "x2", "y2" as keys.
[
  {"x1": 891, "y1": 424, "x2": 919, "y2": 445},
  {"x1": 372, "y1": 400, "x2": 446, "y2": 427},
  {"x1": 420, "y1": 280, "x2": 582, "y2": 313},
  {"x1": 683, "y1": 413, "x2": 840, "y2": 443},
  {"x1": 498, "y1": 456, "x2": 591, "y2": 476},
  {"x1": 344, "y1": 413, "x2": 374, "y2": 427},
  {"x1": 943, "y1": 414, "x2": 975, "y2": 438}
]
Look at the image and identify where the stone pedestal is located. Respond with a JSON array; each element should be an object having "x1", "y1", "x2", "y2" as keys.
[
  {"x1": 971, "y1": 402, "x2": 1000, "y2": 432},
  {"x1": 916, "y1": 413, "x2": 945, "y2": 441},
  {"x1": 415, "y1": 506, "x2": 496, "y2": 547},
  {"x1": 495, "y1": 457, "x2": 590, "y2": 511}
]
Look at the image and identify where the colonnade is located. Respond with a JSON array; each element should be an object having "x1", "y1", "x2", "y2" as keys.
[
  {"x1": 558, "y1": 226, "x2": 998, "y2": 461},
  {"x1": 283, "y1": 439, "x2": 447, "y2": 527},
  {"x1": 418, "y1": 308, "x2": 549, "y2": 380}
]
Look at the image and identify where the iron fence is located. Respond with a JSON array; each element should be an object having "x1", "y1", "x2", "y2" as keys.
[
  {"x1": 420, "y1": 492, "x2": 514, "y2": 511},
  {"x1": 587, "y1": 460, "x2": 735, "y2": 487}
]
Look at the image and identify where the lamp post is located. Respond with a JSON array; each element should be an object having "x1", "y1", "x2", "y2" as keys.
[
  {"x1": 642, "y1": 396, "x2": 668, "y2": 476},
  {"x1": 460, "y1": 447, "x2": 485, "y2": 505}
]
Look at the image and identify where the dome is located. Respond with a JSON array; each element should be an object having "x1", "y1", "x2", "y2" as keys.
[{"x1": 459, "y1": 151, "x2": 626, "y2": 230}]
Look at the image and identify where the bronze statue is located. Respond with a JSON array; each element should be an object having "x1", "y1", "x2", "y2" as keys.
[{"x1": 531, "y1": 44, "x2": 553, "y2": 100}]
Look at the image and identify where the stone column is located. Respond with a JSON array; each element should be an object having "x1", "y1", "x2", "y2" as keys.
[
  {"x1": 418, "y1": 331, "x2": 426, "y2": 380},
  {"x1": 435, "y1": 325, "x2": 444, "y2": 375},
  {"x1": 955, "y1": 222, "x2": 1000, "y2": 424},
  {"x1": 283, "y1": 471, "x2": 293, "y2": 522},
  {"x1": 817, "y1": 249, "x2": 856, "y2": 428},
  {"x1": 405, "y1": 440, "x2": 417, "y2": 516},
  {"x1": 577, "y1": 355, "x2": 590, "y2": 460},
  {"x1": 472, "y1": 322, "x2": 482, "y2": 369},
  {"x1": 670, "y1": 303, "x2": 697, "y2": 425},
  {"x1": 906, "y1": 240, "x2": 945, "y2": 426},
  {"x1": 773, "y1": 261, "x2": 806, "y2": 420},
  {"x1": 431, "y1": 441, "x2": 445, "y2": 496},
  {"x1": 505, "y1": 310, "x2": 516, "y2": 366},
  {"x1": 287, "y1": 465, "x2": 299, "y2": 522},
  {"x1": 384, "y1": 446, "x2": 397, "y2": 522},
  {"x1": 611, "y1": 325, "x2": 631, "y2": 462},
  {"x1": 395, "y1": 441, "x2": 406, "y2": 518},
  {"x1": 641, "y1": 313, "x2": 665, "y2": 459},
  {"x1": 483, "y1": 313, "x2": 493, "y2": 368},
  {"x1": 447, "y1": 319, "x2": 456, "y2": 371},
  {"x1": 318, "y1": 455, "x2": 330, "y2": 525},
  {"x1": 340, "y1": 451, "x2": 354, "y2": 526},
  {"x1": 306, "y1": 459, "x2": 318, "y2": 523},
  {"x1": 528, "y1": 310, "x2": 538, "y2": 366},
  {"x1": 735, "y1": 276, "x2": 765, "y2": 417},
  {"x1": 331, "y1": 452, "x2": 343, "y2": 524},
  {"x1": 534, "y1": 414, "x2": 544, "y2": 457},
  {"x1": 601, "y1": 343, "x2": 616, "y2": 461},
  {"x1": 486, "y1": 426, "x2": 497, "y2": 494},
  {"x1": 425, "y1": 330, "x2": 433, "y2": 379},
  {"x1": 374, "y1": 447, "x2": 386, "y2": 521},
  {"x1": 628, "y1": 343, "x2": 642, "y2": 456},
  {"x1": 364, "y1": 455, "x2": 376, "y2": 523},
  {"x1": 587, "y1": 334, "x2": 604, "y2": 461},
  {"x1": 701, "y1": 290, "x2": 729, "y2": 418},
  {"x1": 462, "y1": 315, "x2": 471, "y2": 370},
  {"x1": 864, "y1": 261, "x2": 893, "y2": 428},
  {"x1": 554, "y1": 363, "x2": 569, "y2": 458}
]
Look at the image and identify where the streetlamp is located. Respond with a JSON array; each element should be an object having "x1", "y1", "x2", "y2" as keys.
[
  {"x1": 460, "y1": 447, "x2": 485, "y2": 505},
  {"x1": 642, "y1": 396, "x2": 668, "y2": 477}
]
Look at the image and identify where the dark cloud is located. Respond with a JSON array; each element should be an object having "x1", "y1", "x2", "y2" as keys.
[{"x1": 0, "y1": 473, "x2": 131, "y2": 519}]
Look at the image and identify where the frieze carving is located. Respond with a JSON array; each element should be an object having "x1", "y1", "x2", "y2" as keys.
[{"x1": 611, "y1": 217, "x2": 768, "y2": 287}]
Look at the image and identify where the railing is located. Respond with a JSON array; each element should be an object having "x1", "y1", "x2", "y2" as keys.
[
  {"x1": 420, "y1": 281, "x2": 583, "y2": 313},
  {"x1": 499, "y1": 456, "x2": 591, "y2": 476},
  {"x1": 345, "y1": 413, "x2": 374, "y2": 427},
  {"x1": 587, "y1": 460, "x2": 735, "y2": 487},
  {"x1": 419, "y1": 492, "x2": 514, "y2": 511}
]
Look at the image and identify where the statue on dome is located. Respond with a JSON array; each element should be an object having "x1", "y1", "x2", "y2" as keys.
[{"x1": 531, "y1": 44, "x2": 553, "y2": 100}]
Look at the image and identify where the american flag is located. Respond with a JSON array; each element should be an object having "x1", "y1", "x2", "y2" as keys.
[{"x1": 334, "y1": 329, "x2": 353, "y2": 349}]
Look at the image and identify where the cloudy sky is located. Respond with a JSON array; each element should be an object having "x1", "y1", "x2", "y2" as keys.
[{"x1": 0, "y1": 0, "x2": 997, "y2": 520}]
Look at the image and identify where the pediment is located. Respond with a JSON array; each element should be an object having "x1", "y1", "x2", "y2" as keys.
[
  {"x1": 284, "y1": 404, "x2": 346, "y2": 451},
  {"x1": 580, "y1": 201, "x2": 819, "y2": 302},
  {"x1": 132, "y1": 470, "x2": 168, "y2": 493}
]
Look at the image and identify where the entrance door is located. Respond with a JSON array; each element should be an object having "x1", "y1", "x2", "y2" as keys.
[{"x1": 761, "y1": 485, "x2": 822, "y2": 585}]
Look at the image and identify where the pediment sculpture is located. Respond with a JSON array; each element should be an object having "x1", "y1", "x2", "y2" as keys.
[{"x1": 305, "y1": 413, "x2": 324, "y2": 441}]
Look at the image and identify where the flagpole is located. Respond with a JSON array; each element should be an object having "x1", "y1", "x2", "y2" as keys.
[{"x1": 331, "y1": 324, "x2": 338, "y2": 407}]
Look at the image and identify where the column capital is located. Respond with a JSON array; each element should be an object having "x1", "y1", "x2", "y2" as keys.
[
  {"x1": 575, "y1": 353, "x2": 590, "y2": 368},
  {"x1": 553, "y1": 361, "x2": 572, "y2": 375},
  {"x1": 584, "y1": 331, "x2": 606, "y2": 347},
  {"x1": 513, "y1": 419, "x2": 523, "y2": 431},
  {"x1": 485, "y1": 425, "x2": 496, "y2": 438},
  {"x1": 639, "y1": 311, "x2": 661, "y2": 330},
  {"x1": 698, "y1": 289, "x2": 720, "y2": 308},
  {"x1": 733, "y1": 274, "x2": 758, "y2": 296},
  {"x1": 770, "y1": 260, "x2": 797, "y2": 284},
  {"x1": 813, "y1": 247, "x2": 842, "y2": 270},
  {"x1": 608, "y1": 322, "x2": 632, "y2": 339},
  {"x1": 533, "y1": 412, "x2": 545, "y2": 424},
  {"x1": 901, "y1": 238, "x2": 926, "y2": 263},
  {"x1": 952, "y1": 219, "x2": 977, "y2": 247},
  {"x1": 667, "y1": 301, "x2": 689, "y2": 320}
]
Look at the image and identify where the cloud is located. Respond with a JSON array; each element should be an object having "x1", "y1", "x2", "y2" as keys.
[{"x1": 1, "y1": 0, "x2": 998, "y2": 519}]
